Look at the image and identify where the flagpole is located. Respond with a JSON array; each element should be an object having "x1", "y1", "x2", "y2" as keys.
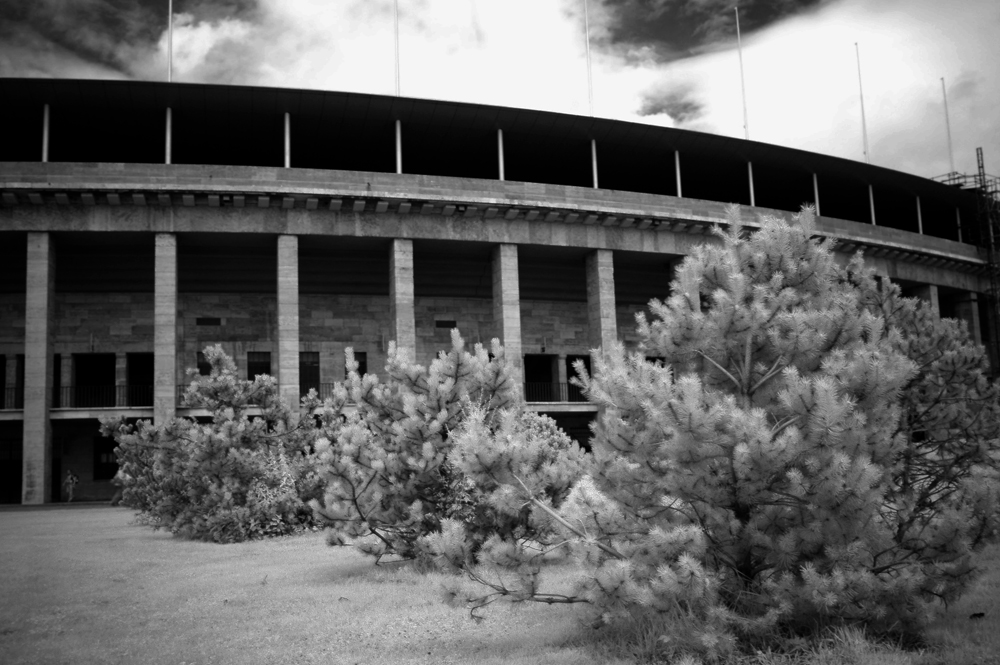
[
  {"x1": 167, "y1": 0, "x2": 173, "y2": 82},
  {"x1": 735, "y1": 6, "x2": 749, "y2": 140},
  {"x1": 393, "y1": 0, "x2": 400, "y2": 96},
  {"x1": 584, "y1": 0, "x2": 593, "y2": 116},
  {"x1": 855, "y1": 42, "x2": 870, "y2": 164},
  {"x1": 941, "y1": 77, "x2": 955, "y2": 174}
]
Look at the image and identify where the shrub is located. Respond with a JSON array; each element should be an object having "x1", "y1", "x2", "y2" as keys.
[
  {"x1": 311, "y1": 331, "x2": 535, "y2": 563},
  {"x1": 101, "y1": 345, "x2": 324, "y2": 543}
]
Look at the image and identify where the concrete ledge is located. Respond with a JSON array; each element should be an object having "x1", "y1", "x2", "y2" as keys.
[{"x1": 0, "y1": 163, "x2": 984, "y2": 273}]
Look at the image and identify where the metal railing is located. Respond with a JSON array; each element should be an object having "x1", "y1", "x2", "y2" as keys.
[
  {"x1": 523, "y1": 382, "x2": 587, "y2": 403},
  {"x1": 1, "y1": 387, "x2": 24, "y2": 410},
  {"x1": 54, "y1": 385, "x2": 153, "y2": 409}
]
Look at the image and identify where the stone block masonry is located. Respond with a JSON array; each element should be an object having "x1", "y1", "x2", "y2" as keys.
[
  {"x1": 492, "y1": 245, "x2": 523, "y2": 382},
  {"x1": 22, "y1": 232, "x2": 53, "y2": 504},
  {"x1": 54, "y1": 293, "x2": 154, "y2": 348},
  {"x1": 586, "y1": 250, "x2": 618, "y2": 354},
  {"x1": 277, "y1": 235, "x2": 300, "y2": 413},
  {"x1": 415, "y1": 297, "x2": 493, "y2": 366},
  {"x1": 154, "y1": 233, "x2": 177, "y2": 423},
  {"x1": 178, "y1": 293, "x2": 275, "y2": 384},
  {"x1": 390, "y1": 239, "x2": 416, "y2": 359},
  {"x1": 299, "y1": 294, "x2": 392, "y2": 382},
  {"x1": 519, "y1": 301, "x2": 589, "y2": 356}
]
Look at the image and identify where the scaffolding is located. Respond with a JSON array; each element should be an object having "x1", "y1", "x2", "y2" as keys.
[{"x1": 935, "y1": 148, "x2": 1000, "y2": 369}]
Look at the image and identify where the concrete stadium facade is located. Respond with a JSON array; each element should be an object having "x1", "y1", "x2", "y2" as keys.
[{"x1": 0, "y1": 78, "x2": 988, "y2": 504}]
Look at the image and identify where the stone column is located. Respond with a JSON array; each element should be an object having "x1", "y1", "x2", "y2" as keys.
[
  {"x1": 22, "y1": 232, "x2": 54, "y2": 504},
  {"x1": 154, "y1": 233, "x2": 177, "y2": 424},
  {"x1": 955, "y1": 292, "x2": 983, "y2": 346},
  {"x1": 277, "y1": 235, "x2": 300, "y2": 413},
  {"x1": 911, "y1": 284, "x2": 940, "y2": 318},
  {"x1": 492, "y1": 245, "x2": 522, "y2": 382},
  {"x1": 390, "y1": 239, "x2": 416, "y2": 359},
  {"x1": 586, "y1": 249, "x2": 617, "y2": 353}
]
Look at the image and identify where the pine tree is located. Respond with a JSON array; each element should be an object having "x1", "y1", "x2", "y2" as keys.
[
  {"x1": 855, "y1": 275, "x2": 1000, "y2": 604},
  {"x1": 101, "y1": 345, "x2": 324, "y2": 542},
  {"x1": 311, "y1": 331, "x2": 526, "y2": 562},
  {"x1": 431, "y1": 208, "x2": 951, "y2": 656}
]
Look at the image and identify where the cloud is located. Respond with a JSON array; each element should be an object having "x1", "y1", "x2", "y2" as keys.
[
  {"x1": 610, "y1": 0, "x2": 1000, "y2": 176},
  {"x1": 1, "y1": 0, "x2": 997, "y2": 179},
  {"x1": 637, "y1": 85, "x2": 703, "y2": 125}
]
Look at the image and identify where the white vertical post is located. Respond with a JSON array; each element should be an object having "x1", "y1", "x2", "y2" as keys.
[
  {"x1": 284, "y1": 112, "x2": 291, "y2": 168},
  {"x1": 747, "y1": 161, "x2": 756, "y2": 207},
  {"x1": 165, "y1": 107, "x2": 172, "y2": 165},
  {"x1": 916, "y1": 196, "x2": 923, "y2": 235},
  {"x1": 855, "y1": 42, "x2": 870, "y2": 164},
  {"x1": 168, "y1": 0, "x2": 174, "y2": 83},
  {"x1": 674, "y1": 150, "x2": 682, "y2": 197},
  {"x1": 395, "y1": 119, "x2": 402, "y2": 174},
  {"x1": 941, "y1": 77, "x2": 955, "y2": 174},
  {"x1": 393, "y1": 0, "x2": 400, "y2": 96},
  {"x1": 812, "y1": 173, "x2": 821, "y2": 216},
  {"x1": 41, "y1": 104, "x2": 49, "y2": 163},
  {"x1": 583, "y1": 0, "x2": 593, "y2": 116},
  {"x1": 735, "y1": 6, "x2": 749, "y2": 140},
  {"x1": 591, "y1": 139, "x2": 598, "y2": 189},
  {"x1": 869, "y1": 184, "x2": 876, "y2": 225},
  {"x1": 497, "y1": 128, "x2": 505, "y2": 181},
  {"x1": 957, "y1": 208, "x2": 963, "y2": 243}
]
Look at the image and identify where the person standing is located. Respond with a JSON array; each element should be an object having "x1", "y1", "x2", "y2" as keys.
[{"x1": 63, "y1": 469, "x2": 79, "y2": 502}]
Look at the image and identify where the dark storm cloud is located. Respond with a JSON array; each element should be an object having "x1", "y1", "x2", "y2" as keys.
[
  {"x1": 637, "y1": 85, "x2": 704, "y2": 124},
  {"x1": 598, "y1": 0, "x2": 829, "y2": 63},
  {"x1": 0, "y1": 0, "x2": 259, "y2": 76}
]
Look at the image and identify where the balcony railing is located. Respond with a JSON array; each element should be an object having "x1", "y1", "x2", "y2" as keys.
[
  {"x1": 1, "y1": 387, "x2": 24, "y2": 410},
  {"x1": 4, "y1": 381, "x2": 594, "y2": 410},
  {"x1": 523, "y1": 382, "x2": 587, "y2": 403},
  {"x1": 54, "y1": 385, "x2": 153, "y2": 409}
]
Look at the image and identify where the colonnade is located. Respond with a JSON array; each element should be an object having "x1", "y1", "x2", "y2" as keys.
[{"x1": 17, "y1": 231, "x2": 620, "y2": 503}]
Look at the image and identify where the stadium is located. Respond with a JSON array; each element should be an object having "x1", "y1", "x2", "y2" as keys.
[{"x1": 0, "y1": 77, "x2": 992, "y2": 504}]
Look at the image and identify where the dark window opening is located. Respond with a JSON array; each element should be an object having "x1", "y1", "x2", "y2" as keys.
[
  {"x1": 524, "y1": 354, "x2": 559, "y2": 402},
  {"x1": 565, "y1": 355, "x2": 592, "y2": 402},
  {"x1": 126, "y1": 353, "x2": 154, "y2": 407},
  {"x1": 435, "y1": 320, "x2": 457, "y2": 329},
  {"x1": 72, "y1": 353, "x2": 116, "y2": 408},
  {"x1": 539, "y1": 412, "x2": 594, "y2": 451},
  {"x1": 196, "y1": 317, "x2": 222, "y2": 326},
  {"x1": 300, "y1": 352, "x2": 320, "y2": 396},
  {"x1": 247, "y1": 352, "x2": 271, "y2": 380},
  {"x1": 347, "y1": 352, "x2": 368, "y2": 379},
  {"x1": 13, "y1": 355, "x2": 25, "y2": 410},
  {"x1": 52, "y1": 354, "x2": 61, "y2": 408},
  {"x1": 0, "y1": 434, "x2": 24, "y2": 503},
  {"x1": 197, "y1": 352, "x2": 212, "y2": 376},
  {"x1": 93, "y1": 435, "x2": 119, "y2": 481}
]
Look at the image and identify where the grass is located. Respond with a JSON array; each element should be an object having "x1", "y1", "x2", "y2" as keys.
[
  {"x1": 1, "y1": 505, "x2": 998, "y2": 665},
  {"x1": 0, "y1": 505, "x2": 629, "y2": 665}
]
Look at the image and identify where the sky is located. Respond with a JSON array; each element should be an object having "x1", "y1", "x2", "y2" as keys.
[{"x1": 1, "y1": 0, "x2": 998, "y2": 180}]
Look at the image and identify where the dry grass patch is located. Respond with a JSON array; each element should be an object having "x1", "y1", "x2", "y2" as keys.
[{"x1": 0, "y1": 506, "x2": 628, "y2": 665}]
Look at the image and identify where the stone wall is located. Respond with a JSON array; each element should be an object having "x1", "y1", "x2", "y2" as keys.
[
  {"x1": 178, "y1": 292, "x2": 275, "y2": 383},
  {"x1": 520, "y1": 300, "x2": 590, "y2": 357}
]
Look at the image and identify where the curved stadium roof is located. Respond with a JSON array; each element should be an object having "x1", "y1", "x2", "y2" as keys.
[{"x1": 0, "y1": 78, "x2": 979, "y2": 243}]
